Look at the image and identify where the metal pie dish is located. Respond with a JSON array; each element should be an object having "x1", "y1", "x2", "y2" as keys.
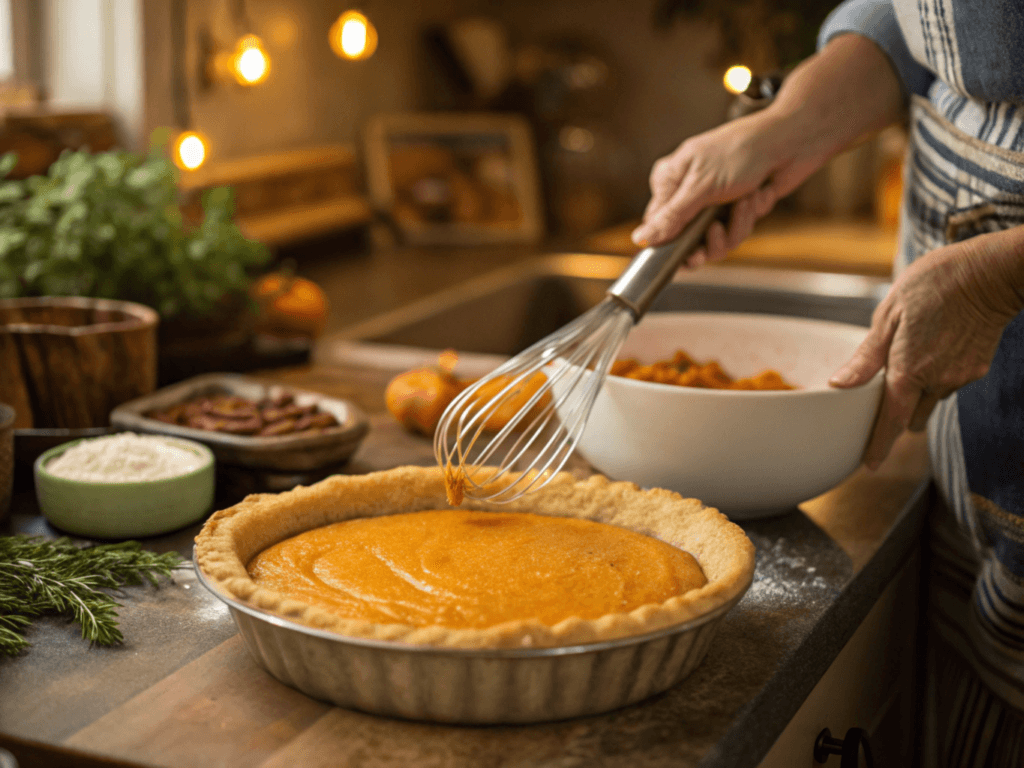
[
  {"x1": 191, "y1": 467, "x2": 755, "y2": 723},
  {"x1": 110, "y1": 373, "x2": 369, "y2": 472},
  {"x1": 193, "y1": 549, "x2": 751, "y2": 724}
]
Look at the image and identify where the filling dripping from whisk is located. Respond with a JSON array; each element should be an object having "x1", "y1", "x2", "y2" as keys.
[{"x1": 445, "y1": 462, "x2": 466, "y2": 506}]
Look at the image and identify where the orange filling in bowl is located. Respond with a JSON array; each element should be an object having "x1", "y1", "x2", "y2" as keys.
[
  {"x1": 247, "y1": 509, "x2": 706, "y2": 630},
  {"x1": 611, "y1": 349, "x2": 796, "y2": 390}
]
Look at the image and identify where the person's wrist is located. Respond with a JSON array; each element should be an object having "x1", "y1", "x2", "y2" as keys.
[
  {"x1": 988, "y1": 230, "x2": 1024, "y2": 314},
  {"x1": 747, "y1": 105, "x2": 819, "y2": 172},
  {"x1": 959, "y1": 228, "x2": 1024, "y2": 321}
]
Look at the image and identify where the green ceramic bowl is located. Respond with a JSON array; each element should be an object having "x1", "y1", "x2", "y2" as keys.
[{"x1": 34, "y1": 435, "x2": 215, "y2": 539}]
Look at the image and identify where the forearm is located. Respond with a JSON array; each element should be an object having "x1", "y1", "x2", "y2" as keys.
[{"x1": 754, "y1": 34, "x2": 906, "y2": 164}]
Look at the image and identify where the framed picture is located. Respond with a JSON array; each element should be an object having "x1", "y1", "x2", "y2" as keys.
[{"x1": 364, "y1": 112, "x2": 544, "y2": 245}]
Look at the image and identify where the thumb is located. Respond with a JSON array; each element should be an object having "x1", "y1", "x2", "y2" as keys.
[{"x1": 829, "y1": 323, "x2": 892, "y2": 388}]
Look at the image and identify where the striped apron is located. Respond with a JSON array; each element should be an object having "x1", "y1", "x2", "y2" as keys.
[{"x1": 901, "y1": 95, "x2": 1024, "y2": 767}]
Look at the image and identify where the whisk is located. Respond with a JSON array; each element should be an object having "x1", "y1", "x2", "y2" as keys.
[
  {"x1": 434, "y1": 77, "x2": 780, "y2": 504},
  {"x1": 433, "y1": 206, "x2": 722, "y2": 504}
]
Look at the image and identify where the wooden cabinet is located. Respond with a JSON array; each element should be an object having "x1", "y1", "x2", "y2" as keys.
[{"x1": 758, "y1": 548, "x2": 921, "y2": 768}]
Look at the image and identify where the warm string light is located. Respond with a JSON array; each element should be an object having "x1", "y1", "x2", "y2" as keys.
[
  {"x1": 329, "y1": 10, "x2": 377, "y2": 60},
  {"x1": 723, "y1": 65, "x2": 752, "y2": 95},
  {"x1": 232, "y1": 34, "x2": 270, "y2": 85},
  {"x1": 177, "y1": 7, "x2": 379, "y2": 172},
  {"x1": 173, "y1": 131, "x2": 208, "y2": 171}
]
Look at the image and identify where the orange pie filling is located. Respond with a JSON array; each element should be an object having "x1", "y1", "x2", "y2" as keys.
[{"x1": 247, "y1": 509, "x2": 707, "y2": 630}]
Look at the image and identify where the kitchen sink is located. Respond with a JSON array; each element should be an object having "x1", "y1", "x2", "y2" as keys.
[{"x1": 315, "y1": 253, "x2": 891, "y2": 371}]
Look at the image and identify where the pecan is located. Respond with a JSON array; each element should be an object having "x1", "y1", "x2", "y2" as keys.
[
  {"x1": 187, "y1": 414, "x2": 230, "y2": 432},
  {"x1": 260, "y1": 403, "x2": 311, "y2": 422},
  {"x1": 259, "y1": 418, "x2": 298, "y2": 437},
  {"x1": 216, "y1": 416, "x2": 263, "y2": 435},
  {"x1": 307, "y1": 412, "x2": 339, "y2": 429},
  {"x1": 204, "y1": 396, "x2": 259, "y2": 419}
]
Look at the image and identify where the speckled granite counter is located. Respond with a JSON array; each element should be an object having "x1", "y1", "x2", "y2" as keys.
[{"x1": 0, "y1": 356, "x2": 930, "y2": 768}]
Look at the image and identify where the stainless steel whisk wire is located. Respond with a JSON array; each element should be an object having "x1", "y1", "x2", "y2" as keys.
[
  {"x1": 434, "y1": 299, "x2": 635, "y2": 502},
  {"x1": 434, "y1": 78, "x2": 779, "y2": 503}
]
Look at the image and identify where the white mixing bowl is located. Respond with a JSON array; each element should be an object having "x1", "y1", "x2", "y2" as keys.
[{"x1": 555, "y1": 312, "x2": 884, "y2": 519}]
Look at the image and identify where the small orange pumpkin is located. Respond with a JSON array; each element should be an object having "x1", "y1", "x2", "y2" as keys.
[
  {"x1": 385, "y1": 349, "x2": 466, "y2": 436},
  {"x1": 252, "y1": 273, "x2": 329, "y2": 337}
]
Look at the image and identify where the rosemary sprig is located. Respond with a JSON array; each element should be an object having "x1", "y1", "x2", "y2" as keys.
[{"x1": 0, "y1": 536, "x2": 184, "y2": 657}]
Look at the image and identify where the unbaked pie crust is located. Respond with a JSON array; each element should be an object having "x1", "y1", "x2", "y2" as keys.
[{"x1": 194, "y1": 465, "x2": 756, "y2": 649}]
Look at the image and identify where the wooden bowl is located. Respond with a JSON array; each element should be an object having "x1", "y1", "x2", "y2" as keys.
[{"x1": 0, "y1": 297, "x2": 159, "y2": 429}]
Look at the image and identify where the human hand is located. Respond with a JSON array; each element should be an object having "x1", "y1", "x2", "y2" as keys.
[
  {"x1": 829, "y1": 233, "x2": 1024, "y2": 469},
  {"x1": 630, "y1": 111, "x2": 829, "y2": 268},
  {"x1": 630, "y1": 33, "x2": 908, "y2": 268}
]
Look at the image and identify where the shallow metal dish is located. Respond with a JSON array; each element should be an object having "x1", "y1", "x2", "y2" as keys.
[
  {"x1": 193, "y1": 550, "x2": 751, "y2": 724},
  {"x1": 110, "y1": 373, "x2": 369, "y2": 472}
]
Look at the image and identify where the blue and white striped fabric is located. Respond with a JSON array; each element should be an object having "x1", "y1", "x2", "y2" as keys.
[
  {"x1": 895, "y1": 100, "x2": 1024, "y2": 766},
  {"x1": 820, "y1": 2, "x2": 1024, "y2": 765},
  {"x1": 929, "y1": 81, "x2": 1024, "y2": 154},
  {"x1": 820, "y1": 0, "x2": 1024, "y2": 152}
]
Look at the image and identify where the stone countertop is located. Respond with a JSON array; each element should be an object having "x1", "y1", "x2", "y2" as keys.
[
  {"x1": 298, "y1": 240, "x2": 551, "y2": 338},
  {"x1": 0, "y1": 357, "x2": 931, "y2": 768}
]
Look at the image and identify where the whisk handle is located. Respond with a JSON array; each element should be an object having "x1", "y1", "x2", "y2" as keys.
[
  {"x1": 606, "y1": 204, "x2": 724, "y2": 319},
  {"x1": 608, "y1": 72, "x2": 781, "y2": 320}
]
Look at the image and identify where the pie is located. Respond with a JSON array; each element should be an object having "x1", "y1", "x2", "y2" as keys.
[
  {"x1": 247, "y1": 509, "x2": 708, "y2": 629},
  {"x1": 194, "y1": 465, "x2": 755, "y2": 649}
]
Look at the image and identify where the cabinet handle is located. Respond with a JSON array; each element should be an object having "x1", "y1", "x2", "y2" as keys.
[{"x1": 813, "y1": 727, "x2": 873, "y2": 767}]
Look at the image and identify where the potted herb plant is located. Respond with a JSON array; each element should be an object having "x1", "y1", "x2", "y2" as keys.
[{"x1": 0, "y1": 140, "x2": 272, "y2": 381}]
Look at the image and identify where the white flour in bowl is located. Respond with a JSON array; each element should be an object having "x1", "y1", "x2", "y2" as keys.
[{"x1": 45, "y1": 432, "x2": 207, "y2": 483}]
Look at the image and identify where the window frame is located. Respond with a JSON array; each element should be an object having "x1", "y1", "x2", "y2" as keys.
[{"x1": 7, "y1": 0, "x2": 44, "y2": 86}]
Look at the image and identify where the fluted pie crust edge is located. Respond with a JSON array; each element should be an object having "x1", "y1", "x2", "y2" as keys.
[{"x1": 193, "y1": 465, "x2": 756, "y2": 649}]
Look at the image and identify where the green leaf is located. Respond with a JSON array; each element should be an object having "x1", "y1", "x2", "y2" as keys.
[
  {"x1": 202, "y1": 186, "x2": 235, "y2": 215},
  {"x1": 125, "y1": 164, "x2": 162, "y2": 190},
  {"x1": 0, "y1": 180, "x2": 23, "y2": 202},
  {"x1": 0, "y1": 152, "x2": 19, "y2": 178},
  {"x1": 60, "y1": 167, "x2": 96, "y2": 201},
  {"x1": 23, "y1": 258, "x2": 48, "y2": 283},
  {"x1": 0, "y1": 229, "x2": 27, "y2": 256},
  {"x1": 55, "y1": 200, "x2": 88, "y2": 235}
]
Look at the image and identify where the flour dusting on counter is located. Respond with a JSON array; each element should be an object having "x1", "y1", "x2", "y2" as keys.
[
  {"x1": 746, "y1": 536, "x2": 833, "y2": 604},
  {"x1": 45, "y1": 433, "x2": 207, "y2": 483}
]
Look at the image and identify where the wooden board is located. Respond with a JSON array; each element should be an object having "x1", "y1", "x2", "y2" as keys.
[{"x1": 65, "y1": 637, "x2": 332, "y2": 768}]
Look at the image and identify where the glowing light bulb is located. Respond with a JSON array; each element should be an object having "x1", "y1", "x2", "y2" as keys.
[
  {"x1": 174, "y1": 131, "x2": 208, "y2": 171},
  {"x1": 723, "y1": 65, "x2": 753, "y2": 95},
  {"x1": 232, "y1": 35, "x2": 270, "y2": 85},
  {"x1": 341, "y1": 19, "x2": 366, "y2": 56},
  {"x1": 329, "y1": 11, "x2": 378, "y2": 60}
]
